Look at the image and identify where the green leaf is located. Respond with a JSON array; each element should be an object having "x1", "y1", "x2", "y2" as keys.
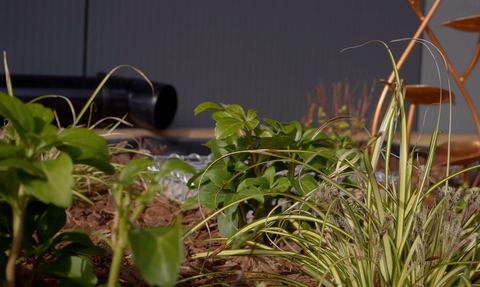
[
  {"x1": 218, "y1": 211, "x2": 238, "y2": 238},
  {"x1": 0, "y1": 92, "x2": 34, "y2": 142},
  {"x1": 157, "y1": 158, "x2": 196, "y2": 178},
  {"x1": 119, "y1": 157, "x2": 155, "y2": 186},
  {"x1": 223, "y1": 104, "x2": 246, "y2": 119},
  {"x1": 0, "y1": 169, "x2": 19, "y2": 205},
  {"x1": 21, "y1": 153, "x2": 74, "y2": 208},
  {"x1": 36, "y1": 205, "x2": 67, "y2": 244},
  {"x1": 246, "y1": 109, "x2": 258, "y2": 121},
  {"x1": 0, "y1": 141, "x2": 24, "y2": 159},
  {"x1": 56, "y1": 243, "x2": 105, "y2": 257},
  {"x1": 27, "y1": 103, "x2": 56, "y2": 136},
  {"x1": 128, "y1": 218, "x2": 183, "y2": 287},
  {"x1": 265, "y1": 166, "x2": 276, "y2": 186},
  {"x1": 215, "y1": 117, "x2": 244, "y2": 139},
  {"x1": 205, "y1": 168, "x2": 235, "y2": 191},
  {"x1": 56, "y1": 128, "x2": 114, "y2": 174},
  {"x1": 271, "y1": 177, "x2": 291, "y2": 193},
  {"x1": 262, "y1": 118, "x2": 281, "y2": 130},
  {"x1": 0, "y1": 157, "x2": 45, "y2": 178},
  {"x1": 238, "y1": 187, "x2": 264, "y2": 203},
  {"x1": 183, "y1": 196, "x2": 198, "y2": 211},
  {"x1": 290, "y1": 120, "x2": 303, "y2": 141},
  {"x1": 258, "y1": 135, "x2": 295, "y2": 149},
  {"x1": 244, "y1": 119, "x2": 260, "y2": 131},
  {"x1": 224, "y1": 193, "x2": 240, "y2": 216},
  {"x1": 194, "y1": 102, "x2": 223, "y2": 115},
  {"x1": 212, "y1": 111, "x2": 233, "y2": 121},
  {"x1": 53, "y1": 232, "x2": 96, "y2": 247},
  {"x1": 198, "y1": 183, "x2": 227, "y2": 210},
  {"x1": 34, "y1": 255, "x2": 97, "y2": 287},
  {"x1": 294, "y1": 174, "x2": 319, "y2": 195}
]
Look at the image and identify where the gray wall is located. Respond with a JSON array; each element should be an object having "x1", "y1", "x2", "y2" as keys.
[
  {"x1": 418, "y1": 0, "x2": 480, "y2": 134},
  {"x1": 0, "y1": 0, "x2": 85, "y2": 75},
  {"x1": 1, "y1": 1, "x2": 422, "y2": 129}
]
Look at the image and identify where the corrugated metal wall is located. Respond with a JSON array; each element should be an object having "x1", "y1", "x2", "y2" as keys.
[
  {"x1": 0, "y1": 0, "x2": 85, "y2": 75},
  {"x1": 1, "y1": 0, "x2": 423, "y2": 129}
]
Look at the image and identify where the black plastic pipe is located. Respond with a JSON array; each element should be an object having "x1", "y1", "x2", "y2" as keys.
[{"x1": 0, "y1": 74, "x2": 177, "y2": 129}]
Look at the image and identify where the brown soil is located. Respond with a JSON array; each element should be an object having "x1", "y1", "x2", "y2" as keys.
[
  {"x1": 25, "y1": 194, "x2": 314, "y2": 287},
  {"x1": 23, "y1": 155, "x2": 456, "y2": 286}
]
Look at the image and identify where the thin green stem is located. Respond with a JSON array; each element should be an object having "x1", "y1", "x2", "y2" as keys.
[
  {"x1": 5, "y1": 186, "x2": 26, "y2": 287},
  {"x1": 107, "y1": 203, "x2": 130, "y2": 287}
]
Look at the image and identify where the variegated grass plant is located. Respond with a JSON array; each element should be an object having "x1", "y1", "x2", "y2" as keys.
[{"x1": 183, "y1": 41, "x2": 480, "y2": 286}]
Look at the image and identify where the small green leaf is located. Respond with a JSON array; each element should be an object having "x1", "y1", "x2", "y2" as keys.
[
  {"x1": 0, "y1": 141, "x2": 24, "y2": 159},
  {"x1": 0, "y1": 92, "x2": 34, "y2": 142},
  {"x1": 53, "y1": 232, "x2": 96, "y2": 247},
  {"x1": 21, "y1": 153, "x2": 74, "y2": 208},
  {"x1": 245, "y1": 119, "x2": 260, "y2": 131},
  {"x1": 265, "y1": 166, "x2": 275, "y2": 186},
  {"x1": 34, "y1": 255, "x2": 97, "y2": 287},
  {"x1": 157, "y1": 158, "x2": 196, "y2": 178},
  {"x1": 224, "y1": 193, "x2": 240, "y2": 216},
  {"x1": 56, "y1": 128, "x2": 114, "y2": 175},
  {"x1": 212, "y1": 110, "x2": 233, "y2": 121},
  {"x1": 246, "y1": 109, "x2": 258, "y2": 121},
  {"x1": 183, "y1": 196, "x2": 199, "y2": 211},
  {"x1": 262, "y1": 118, "x2": 280, "y2": 130},
  {"x1": 0, "y1": 169, "x2": 19, "y2": 205},
  {"x1": 198, "y1": 183, "x2": 227, "y2": 210},
  {"x1": 271, "y1": 177, "x2": 291, "y2": 193},
  {"x1": 0, "y1": 158, "x2": 45, "y2": 178},
  {"x1": 294, "y1": 174, "x2": 318, "y2": 195},
  {"x1": 223, "y1": 104, "x2": 246, "y2": 119},
  {"x1": 119, "y1": 157, "x2": 155, "y2": 186},
  {"x1": 56, "y1": 243, "x2": 106, "y2": 257},
  {"x1": 205, "y1": 168, "x2": 235, "y2": 191},
  {"x1": 128, "y1": 218, "x2": 183, "y2": 287},
  {"x1": 215, "y1": 117, "x2": 244, "y2": 139},
  {"x1": 27, "y1": 103, "x2": 56, "y2": 136},
  {"x1": 36, "y1": 205, "x2": 67, "y2": 244},
  {"x1": 258, "y1": 135, "x2": 295, "y2": 149},
  {"x1": 218, "y1": 211, "x2": 238, "y2": 237},
  {"x1": 194, "y1": 102, "x2": 223, "y2": 115},
  {"x1": 238, "y1": 187, "x2": 264, "y2": 203}
]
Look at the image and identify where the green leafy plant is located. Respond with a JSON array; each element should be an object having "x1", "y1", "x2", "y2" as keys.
[
  {"x1": 183, "y1": 41, "x2": 480, "y2": 286},
  {"x1": 104, "y1": 157, "x2": 195, "y2": 287},
  {"x1": 189, "y1": 102, "x2": 364, "y2": 237},
  {"x1": 0, "y1": 88, "x2": 114, "y2": 287}
]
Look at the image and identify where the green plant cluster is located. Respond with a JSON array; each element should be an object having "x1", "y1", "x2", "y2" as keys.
[
  {"x1": 183, "y1": 42, "x2": 480, "y2": 286},
  {"x1": 0, "y1": 91, "x2": 114, "y2": 286},
  {"x1": 0, "y1": 66, "x2": 193, "y2": 287},
  {"x1": 188, "y1": 102, "x2": 365, "y2": 237}
]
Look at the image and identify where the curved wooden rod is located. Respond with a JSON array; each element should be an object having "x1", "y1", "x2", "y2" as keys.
[
  {"x1": 461, "y1": 35, "x2": 480, "y2": 81},
  {"x1": 370, "y1": 0, "x2": 443, "y2": 136},
  {"x1": 409, "y1": 10, "x2": 480, "y2": 139}
]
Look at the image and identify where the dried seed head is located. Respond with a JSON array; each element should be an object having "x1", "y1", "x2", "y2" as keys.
[
  {"x1": 416, "y1": 164, "x2": 430, "y2": 193},
  {"x1": 462, "y1": 188, "x2": 480, "y2": 223},
  {"x1": 319, "y1": 183, "x2": 341, "y2": 207},
  {"x1": 380, "y1": 213, "x2": 393, "y2": 239},
  {"x1": 414, "y1": 211, "x2": 426, "y2": 240}
]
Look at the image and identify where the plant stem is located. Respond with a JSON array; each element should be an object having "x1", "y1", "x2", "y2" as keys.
[
  {"x1": 246, "y1": 131, "x2": 257, "y2": 164},
  {"x1": 107, "y1": 206, "x2": 129, "y2": 287},
  {"x1": 5, "y1": 186, "x2": 26, "y2": 287}
]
